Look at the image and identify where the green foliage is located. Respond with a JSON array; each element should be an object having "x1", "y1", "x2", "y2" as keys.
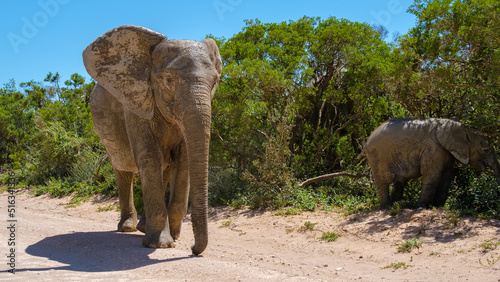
[
  {"x1": 132, "y1": 177, "x2": 144, "y2": 214},
  {"x1": 301, "y1": 221, "x2": 318, "y2": 232},
  {"x1": 479, "y1": 254, "x2": 500, "y2": 267},
  {"x1": 390, "y1": 1, "x2": 500, "y2": 215},
  {"x1": 446, "y1": 168, "x2": 500, "y2": 219},
  {"x1": 208, "y1": 167, "x2": 249, "y2": 206},
  {"x1": 381, "y1": 262, "x2": 414, "y2": 270},
  {"x1": 243, "y1": 119, "x2": 298, "y2": 208},
  {"x1": 273, "y1": 207, "x2": 302, "y2": 216},
  {"x1": 1, "y1": 2, "x2": 499, "y2": 219},
  {"x1": 32, "y1": 177, "x2": 116, "y2": 198},
  {"x1": 319, "y1": 232, "x2": 341, "y2": 242},
  {"x1": 0, "y1": 73, "x2": 116, "y2": 202},
  {"x1": 31, "y1": 122, "x2": 83, "y2": 182},
  {"x1": 397, "y1": 237, "x2": 423, "y2": 253},
  {"x1": 209, "y1": 1, "x2": 500, "y2": 214},
  {"x1": 389, "y1": 186, "x2": 421, "y2": 216},
  {"x1": 392, "y1": 0, "x2": 500, "y2": 134},
  {"x1": 389, "y1": 202, "x2": 402, "y2": 216},
  {"x1": 213, "y1": 16, "x2": 397, "y2": 209},
  {"x1": 0, "y1": 79, "x2": 36, "y2": 166},
  {"x1": 478, "y1": 239, "x2": 500, "y2": 252}
]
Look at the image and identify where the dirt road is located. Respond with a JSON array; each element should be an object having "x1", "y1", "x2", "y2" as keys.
[{"x1": 1, "y1": 191, "x2": 499, "y2": 281}]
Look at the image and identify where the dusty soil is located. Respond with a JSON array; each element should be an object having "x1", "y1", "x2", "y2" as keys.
[{"x1": 1, "y1": 190, "x2": 499, "y2": 281}]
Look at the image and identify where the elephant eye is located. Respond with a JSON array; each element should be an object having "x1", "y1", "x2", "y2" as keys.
[{"x1": 211, "y1": 78, "x2": 219, "y2": 90}]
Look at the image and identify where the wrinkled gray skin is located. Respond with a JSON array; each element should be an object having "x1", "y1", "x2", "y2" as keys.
[
  {"x1": 82, "y1": 25, "x2": 222, "y2": 255},
  {"x1": 363, "y1": 118, "x2": 500, "y2": 207}
]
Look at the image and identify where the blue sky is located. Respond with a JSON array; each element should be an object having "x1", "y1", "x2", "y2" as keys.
[{"x1": 1, "y1": 0, "x2": 416, "y2": 86}]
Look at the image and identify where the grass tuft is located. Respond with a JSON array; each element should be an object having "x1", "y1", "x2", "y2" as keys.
[{"x1": 397, "y1": 237, "x2": 423, "y2": 253}]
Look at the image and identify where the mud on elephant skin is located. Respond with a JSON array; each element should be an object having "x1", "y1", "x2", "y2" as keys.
[
  {"x1": 361, "y1": 118, "x2": 500, "y2": 208},
  {"x1": 82, "y1": 25, "x2": 222, "y2": 255}
]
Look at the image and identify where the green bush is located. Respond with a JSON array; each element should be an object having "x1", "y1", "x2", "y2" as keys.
[
  {"x1": 447, "y1": 168, "x2": 500, "y2": 219},
  {"x1": 208, "y1": 167, "x2": 249, "y2": 206}
]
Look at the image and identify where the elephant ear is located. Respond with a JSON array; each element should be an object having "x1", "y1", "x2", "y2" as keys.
[
  {"x1": 436, "y1": 120, "x2": 470, "y2": 164},
  {"x1": 202, "y1": 38, "x2": 223, "y2": 75},
  {"x1": 83, "y1": 25, "x2": 167, "y2": 119},
  {"x1": 201, "y1": 38, "x2": 222, "y2": 101}
]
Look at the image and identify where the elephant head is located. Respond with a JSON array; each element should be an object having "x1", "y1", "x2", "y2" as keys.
[
  {"x1": 83, "y1": 25, "x2": 222, "y2": 255},
  {"x1": 436, "y1": 120, "x2": 500, "y2": 185}
]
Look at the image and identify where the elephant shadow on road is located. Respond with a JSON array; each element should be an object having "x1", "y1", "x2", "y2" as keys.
[{"x1": 23, "y1": 231, "x2": 194, "y2": 273}]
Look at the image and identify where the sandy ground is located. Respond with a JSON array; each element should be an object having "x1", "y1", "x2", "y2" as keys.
[{"x1": 1, "y1": 190, "x2": 499, "y2": 281}]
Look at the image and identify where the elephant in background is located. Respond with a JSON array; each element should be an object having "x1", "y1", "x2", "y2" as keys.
[
  {"x1": 82, "y1": 25, "x2": 222, "y2": 255},
  {"x1": 361, "y1": 118, "x2": 500, "y2": 207}
]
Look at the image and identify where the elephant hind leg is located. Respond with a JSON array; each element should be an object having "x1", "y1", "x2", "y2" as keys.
[
  {"x1": 115, "y1": 169, "x2": 138, "y2": 232},
  {"x1": 419, "y1": 176, "x2": 440, "y2": 208},
  {"x1": 372, "y1": 174, "x2": 391, "y2": 207},
  {"x1": 136, "y1": 211, "x2": 146, "y2": 233}
]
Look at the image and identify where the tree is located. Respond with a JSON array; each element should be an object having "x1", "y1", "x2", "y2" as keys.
[
  {"x1": 391, "y1": 0, "x2": 500, "y2": 135},
  {"x1": 0, "y1": 79, "x2": 36, "y2": 167},
  {"x1": 0, "y1": 73, "x2": 101, "y2": 184},
  {"x1": 211, "y1": 17, "x2": 398, "y2": 207}
]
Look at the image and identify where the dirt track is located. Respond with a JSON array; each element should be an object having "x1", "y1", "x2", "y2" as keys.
[{"x1": 1, "y1": 191, "x2": 499, "y2": 281}]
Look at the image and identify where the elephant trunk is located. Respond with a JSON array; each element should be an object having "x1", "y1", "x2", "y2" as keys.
[{"x1": 178, "y1": 100, "x2": 211, "y2": 255}]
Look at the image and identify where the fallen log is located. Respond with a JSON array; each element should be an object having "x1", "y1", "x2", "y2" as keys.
[{"x1": 299, "y1": 172, "x2": 365, "y2": 187}]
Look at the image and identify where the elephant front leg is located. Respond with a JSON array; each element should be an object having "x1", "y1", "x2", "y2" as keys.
[
  {"x1": 115, "y1": 169, "x2": 138, "y2": 232},
  {"x1": 433, "y1": 168, "x2": 454, "y2": 207},
  {"x1": 139, "y1": 157, "x2": 175, "y2": 248},
  {"x1": 137, "y1": 164, "x2": 174, "y2": 235},
  {"x1": 126, "y1": 113, "x2": 175, "y2": 248},
  {"x1": 168, "y1": 145, "x2": 189, "y2": 240},
  {"x1": 136, "y1": 165, "x2": 171, "y2": 234}
]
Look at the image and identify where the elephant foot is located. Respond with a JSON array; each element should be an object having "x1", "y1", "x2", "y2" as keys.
[
  {"x1": 118, "y1": 216, "x2": 138, "y2": 232},
  {"x1": 377, "y1": 190, "x2": 391, "y2": 208},
  {"x1": 136, "y1": 214, "x2": 146, "y2": 233},
  {"x1": 142, "y1": 230, "x2": 175, "y2": 248}
]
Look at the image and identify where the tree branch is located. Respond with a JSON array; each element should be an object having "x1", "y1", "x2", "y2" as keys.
[
  {"x1": 93, "y1": 154, "x2": 108, "y2": 183},
  {"x1": 299, "y1": 172, "x2": 365, "y2": 187}
]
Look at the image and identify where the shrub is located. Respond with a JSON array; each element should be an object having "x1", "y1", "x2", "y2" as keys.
[{"x1": 446, "y1": 168, "x2": 500, "y2": 219}]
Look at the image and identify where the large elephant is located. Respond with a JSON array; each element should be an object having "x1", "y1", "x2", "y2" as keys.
[
  {"x1": 82, "y1": 25, "x2": 222, "y2": 255},
  {"x1": 362, "y1": 118, "x2": 500, "y2": 207}
]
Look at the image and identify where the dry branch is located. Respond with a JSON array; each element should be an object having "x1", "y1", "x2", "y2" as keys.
[
  {"x1": 299, "y1": 172, "x2": 364, "y2": 187},
  {"x1": 93, "y1": 154, "x2": 108, "y2": 183}
]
